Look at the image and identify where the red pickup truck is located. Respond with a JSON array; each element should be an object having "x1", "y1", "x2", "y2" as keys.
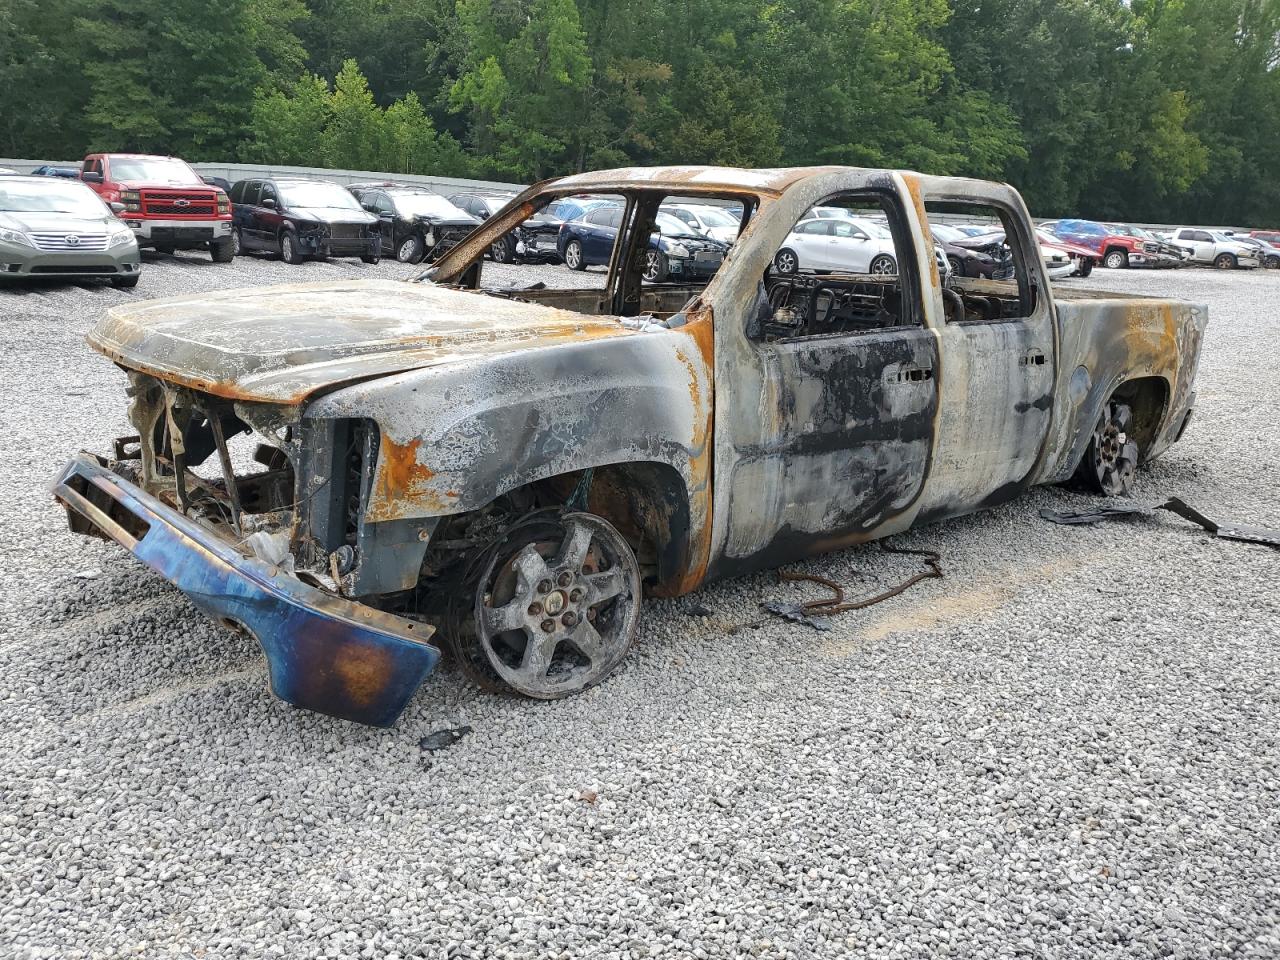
[{"x1": 80, "y1": 153, "x2": 234, "y2": 262}]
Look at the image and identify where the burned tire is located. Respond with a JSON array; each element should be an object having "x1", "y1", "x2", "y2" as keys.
[
  {"x1": 447, "y1": 512, "x2": 641, "y2": 700},
  {"x1": 278, "y1": 231, "x2": 304, "y2": 265},
  {"x1": 1103, "y1": 249, "x2": 1128, "y2": 269},
  {"x1": 773, "y1": 248, "x2": 799, "y2": 275},
  {"x1": 1213, "y1": 252, "x2": 1236, "y2": 270},
  {"x1": 563, "y1": 239, "x2": 586, "y2": 271},
  {"x1": 1075, "y1": 399, "x2": 1140, "y2": 497}
]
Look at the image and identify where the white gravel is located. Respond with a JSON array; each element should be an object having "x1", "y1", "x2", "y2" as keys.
[{"x1": 1, "y1": 253, "x2": 1278, "y2": 959}]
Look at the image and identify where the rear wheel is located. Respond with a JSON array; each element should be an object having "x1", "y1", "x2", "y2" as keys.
[
  {"x1": 210, "y1": 236, "x2": 234, "y2": 263},
  {"x1": 360, "y1": 251, "x2": 379, "y2": 265},
  {"x1": 279, "y1": 231, "x2": 303, "y2": 265},
  {"x1": 1075, "y1": 400, "x2": 1140, "y2": 496},
  {"x1": 563, "y1": 239, "x2": 586, "y2": 271},
  {"x1": 773, "y1": 248, "x2": 799, "y2": 275},
  {"x1": 230, "y1": 228, "x2": 243, "y2": 257},
  {"x1": 448, "y1": 512, "x2": 641, "y2": 699},
  {"x1": 490, "y1": 236, "x2": 515, "y2": 263},
  {"x1": 1213, "y1": 252, "x2": 1236, "y2": 269},
  {"x1": 1103, "y1": 249, "x2": 1128, "y2": 269}
]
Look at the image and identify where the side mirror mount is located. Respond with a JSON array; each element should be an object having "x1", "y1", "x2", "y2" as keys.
[
  {"x1": 109, "y1": 201, "x2": 126, "y2": 215},
  {"x1": 82, "y1": 171, "x2": 103, "y2": 184}
]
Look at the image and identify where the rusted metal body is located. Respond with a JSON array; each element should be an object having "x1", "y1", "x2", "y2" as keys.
[{"x1": 54, "y1": 165, "x2": 1205, "y2": 725}]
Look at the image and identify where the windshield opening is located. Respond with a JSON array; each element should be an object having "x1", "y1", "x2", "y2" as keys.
[
  {"x1": 109, "y1": 157, "x2": 201, "y2": 185},
  {"x1": 0, "y1": 180, "x2": 109, "y2": 217},
  {"x1": 280, "y1": 183, "x2": 363, "y2": 211},
  {"x1": 393, "y1": 193, "x2": 467, "y2": 219}
]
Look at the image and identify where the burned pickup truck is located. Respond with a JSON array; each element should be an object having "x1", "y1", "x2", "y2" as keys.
[{"x1": 53, "y1": 166, "x2": 1205, "y2": 726}]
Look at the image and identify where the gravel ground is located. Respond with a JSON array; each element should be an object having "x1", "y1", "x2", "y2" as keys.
[{"x1": 1, "y1": 252, "x2": 1278, "y2": 959}]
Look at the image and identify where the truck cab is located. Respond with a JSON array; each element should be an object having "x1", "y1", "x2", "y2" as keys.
[{"x1": 80, "y1": 153, "x2": 234, "y2": 262}]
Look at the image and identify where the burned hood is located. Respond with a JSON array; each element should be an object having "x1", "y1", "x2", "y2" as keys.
[{"x1": 87, "y1": 278, "x2": 634, "y2": 405}]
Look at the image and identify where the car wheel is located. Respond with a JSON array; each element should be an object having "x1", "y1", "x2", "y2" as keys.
[
  {"x1": 564, "y1": 240, "x2": 586, "y2": 271},
  {"x1": 360, "y1": 251, "x2": 379, "y2": 264},
  {"x1": 1075, "y1": 399, "x2": 1139, "y2": 497},
  {"x1": 946, "y1": 255, "x2": 965, "y2": 277},
  {"x1": 1266, "y1": 255, "x2": 1280, "y2": 269},
  {"x1": 210, "y1": 236, "x2": 235, "y2": 263},
  {"x1": 230, "y1": 228, "x2": 242, "y2": 257},
  {"x1": 110, "y1": 274, "x2": 140, "y2": 289},
  {"x1": 279, "y1": 231, "x2": 303, "y2": 265},
  {"x1": 1103, "y1": 249, "x2": 1128, "y2": 269},
  {"x1": 642, "y1": 250, "x2": 668, "y2": 283},
  {"x1": 490, "y1": 236, "x2": 515, "y2": 263},
  {"x1": 773, "y1": 248, "x2": 799, "y2": 275},
  {"x1": 448, "y1": 512, "x2": 641, "y2": 699},
  {"x1": 1213, "y1": 252, "x2": 1237, "y2": 269},
  {"x1": 397, "y1": 235, "x2": 423, "y2": 264},
  {"x1": 154, "y1": 244, "x2": 176, "y2": 256},
  {"x1": 870, "y1": 254, "x2": 897, "y2": 276},
  {"x1": 1076, "y1": 257, "x2": 1095, "y2": 278}
]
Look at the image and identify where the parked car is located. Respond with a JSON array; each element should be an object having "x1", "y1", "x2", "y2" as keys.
[
  {"x1": 1228, "y1": 234, "x2": 1280, "y2": 268},
  {"x1": 659, "y1": 203, "x2": 741, "y2": 244},
  {"x1": 348, "y1": 183, "x2": 478, "y2": 264},
  {"x1": 29, "y1": 165, "x2": 81, "y2": 179},
  {"x1": 228, "y1": 177, "x2": 380, "y2": 264},
  {"x1": 79, "y1": 153, "x2": 234, "y2": 261},
  {"x1": 51, "y1": 164, "x2": 1205, "y2": 726},
  {"x1": 0, "y1": 175, "x2": 140, "y2": 286},
  {"x1": 201, "y1": 175, "x2": 233, "y2": 193},
  {"x1": 1037, "y1": 230, "x2": 1097, "y2": 277},
  {"x1": 949, "y1": 230, "x2": 1075, "y2": 279},
  {"x1": 1166, "y1": 228, "x2": 1261, "y2": 269},
  {"x1": 1248, "y1": 230, "x2": 1280, "y2": 246},
  {"x1": 1042, "y1": 219, "x2": 1183, "y2": 269},
  {"x1": 559, "y1": 207, "x2": 728, "y2": 281},
  {"x1": 930, "y1": 222, "x2": 997, "y2": 278},
  {"x1": 446, "y1": 192, "x2": 563, "y2": 263},
  {"x1": 549, "y1": 196, "x2": 618, "y2": 222},
  {"x1": 774, "y1": 216, "x2": 900, "y2": 276}
]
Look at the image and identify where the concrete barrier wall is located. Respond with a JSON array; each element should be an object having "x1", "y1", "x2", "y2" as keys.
[{"x1": 0, "y1": 157, "x2": 1261, "y2": 234}]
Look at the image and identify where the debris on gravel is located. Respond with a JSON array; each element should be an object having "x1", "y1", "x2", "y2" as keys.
[{"x1": 1, "y1": 255, "x2": 1277, "y2": 959}]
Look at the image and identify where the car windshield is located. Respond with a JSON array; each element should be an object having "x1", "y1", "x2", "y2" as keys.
[
  {"x1": 109, "y1": 157, "x2": 201, "y2": 184},
  {"x1": 0, "y1": 180, "x2": 108, "y2": 217},
  {"x1": 852, "y1": 218, "x2": 891, "y2": 239},
  {"x1": 1210, "y1": 231, "x2": 1236, "y2": 242},
  {"x1": 688, "y1": 206, "x2": 737, "y2": 228},
  {"x1": 656, "y1": 212, "x2": 702, "y2": 237},
  {"x1": 393, "y1": 193, "x2": 465, "y2": 218},
  {"x1": 280, "y1": 182, "x2": 362, "y2": 211},
  {"x1": 930, "y1": 223, "x2": 964, "y2": 242}
]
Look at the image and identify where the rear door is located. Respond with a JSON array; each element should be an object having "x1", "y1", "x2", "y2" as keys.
[
  {"x1": 239, "y1": 181, "x2": 265, "y2": 248},
  {"x1": 827, "y1": 219, "x2": 874, "y2": 272}
]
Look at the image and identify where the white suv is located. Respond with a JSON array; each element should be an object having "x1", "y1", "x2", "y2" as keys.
[{"x1": 1167, "y1": 228, "x2": 1261, "y2": 269}]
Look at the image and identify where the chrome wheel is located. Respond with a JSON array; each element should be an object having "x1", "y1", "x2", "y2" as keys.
[
  {"x1": 472, "y1": 513, "x2": 640, "y2": 699},
  {"x1": 1104, "y1": 250, "x2": 1127, "y2": 269},
  {"x1": 397, "y1": 236, "x2": 421, "y2": 263},
  {"x1": 870, "y1": 255, "x2": 897, "y2": 276}
]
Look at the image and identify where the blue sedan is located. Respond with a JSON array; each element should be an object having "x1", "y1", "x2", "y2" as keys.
[{"x1": 558, "y1": 207, "x2": 729, "y2": 282}]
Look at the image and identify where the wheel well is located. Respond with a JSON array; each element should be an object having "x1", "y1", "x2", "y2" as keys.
[
  {"x1": 1103, "y1": 245, "x2": 1127, "y2": 258},
  {"x1": 1111, "y1": 376, "x2": 1169, "y2": 461}
]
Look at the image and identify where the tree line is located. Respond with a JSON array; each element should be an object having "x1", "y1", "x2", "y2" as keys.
[{"x1": 3, "y1": 0, "x2": 1278, "y2": 225}]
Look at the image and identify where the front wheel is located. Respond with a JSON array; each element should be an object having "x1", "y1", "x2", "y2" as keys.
[
  {"x1": 1265, "y1": 255, "x2": 1280, "y2": 269},
  {"x1": 869, "y1": 254, "x2": 897, "y2": 276},
  {"x1": 279, "y1": 231, "x2": 304, "y2": 265},
  {"x1": 210, "y1": 236, "x2": 235, "y2": 263},
  {"x1": 642, "y1": 250, "x2": 668, "y2": 282},
  {"x1": 1076, "y1": 257, "x2": 1094, "y2": 278},
  {"x1": 773, "y1": 248, "x2": 799, "y2": 275},
  {"x1": 490, "y1": 236, "x2": 515, "y2": 263},
  {"x1": 450, "y1": 512, "x2": 641, "y2": 699},
  {"x1": 397, "y1": 234, "x2": 423, "y2": 264},
  {"x1": 1075, "y1": 400, "x2": 1139, "y2": 496},
  {"x1": 563, "y1": 239, "x2": 586, "y2": 271},
  {"x1": 230, "y1": 228, "x2": 243, "y2": 257},
  {"x1": 1103, "y1": 249, "x2": 1128, "y2": 269},
  {"x1": 1213, "y1": 252, "x2": 1236, "y2": 270},
  {"x1": 947, "y1": 255, "x2": 965, "y2": 277}
]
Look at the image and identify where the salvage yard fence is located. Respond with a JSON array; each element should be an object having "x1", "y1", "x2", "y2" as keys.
[{"x1": 0, "y1": 158, "x2": 1256, "y2": 235}]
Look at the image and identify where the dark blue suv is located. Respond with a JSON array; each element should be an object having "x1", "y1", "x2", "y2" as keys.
[{"x1": 558, "y1": 207, "x2": 729, "y2": 282}]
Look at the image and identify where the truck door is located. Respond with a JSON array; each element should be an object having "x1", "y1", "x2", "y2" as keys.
[
  {"x1": 709, "y1": 180, "x2": 940, "y2": 576},
  {"x1": 912, "y1": 187, "x2": 1057, "y2": 520}
]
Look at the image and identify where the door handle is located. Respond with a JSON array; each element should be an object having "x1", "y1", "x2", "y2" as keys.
[
  {"x1": 884, "y1": 365, "x2": 934, "y2": 384},
  {"x1": 1019, "y1": 350, "x2": 1047, "y2": 367}
]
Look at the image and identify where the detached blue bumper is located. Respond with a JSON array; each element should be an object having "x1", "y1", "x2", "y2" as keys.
[{"x1": 52, "y1": 453, "x2": 440, "y2": 726}]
